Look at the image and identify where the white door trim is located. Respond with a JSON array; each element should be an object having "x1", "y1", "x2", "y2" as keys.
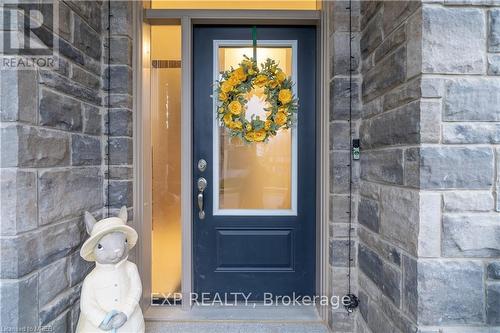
[{"x1": 134, "y1": 5, "x2": 330, "y2": 321}]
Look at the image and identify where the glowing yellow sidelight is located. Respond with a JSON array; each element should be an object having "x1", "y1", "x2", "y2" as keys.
[{"x1": 152, "y1": 0, "x2": 318, "y2": 10}]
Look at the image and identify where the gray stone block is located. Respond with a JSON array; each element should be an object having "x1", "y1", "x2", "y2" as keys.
[
  {"x1": 71, "y1": 134, "x2": 101, "y2": 166},
  {"x1": 69, "y1": 251, "x2": 94, "y2": 286},
  {"x1": 329, "y1": 239, "x2": 356, "y2": 267},
  {"x1": 0, "y1": 70, "x2": 37, "y2": 123},
  {"x1": 38, "y1": 167, "x2": 103, "y2": 225},
  {"x1": 0, "y1": 125, "x2": 70, "y2": 168},
  {"x1": 46, "y1": 309, "x2": 71, "y2": 333},
  {"x1": 0, "y1": 273, "x2": 38, "y2": 330},
  {"x1": 360, "y1": 1, "x2": 382, "y2": 29},
  {"x1": 0, "y1": 169, "x2": 37, "y2": 236},
  {"x1": 331, "y1": 32, "x2": 360, "y2": 77},
  {"x1": 359, "y1": 228, "x2": 401, "y2": 266},
  {"x1": 380, "y1": 186, "x2": 419, "y2": 255},
  {"x1": 107, "y1": 180, "x2": 133, "y2": 207},
  {"x1": 107, "y1": 109, "x2": 133, "y2": 137},
  {"x1": 360, "y1": 100, "x2": 420, "y2": 149},
  {"x1": 109, "y1": 1, "x2": 133, "y2": 37},
  {"x1": 443, "y1": 214, "x2": 500, "y2": 257},
  {"x1": 58, "y1": 2, "x2": 71, "y2": 41},
  {"x1": 65, "y1": 0, "x2": 102, "y2": 32},
  {"x1": 109, "y1": 137, "x2": 133, "y2": 165},
  {"x1": 487, "y1": 54, "x2": 500, "y2": 75},
  {"x1": 487, "y1": 262, "x2": 500, "y2": 280},
  {"x1": 374, "y1": 24, "x2": 406, "y2": 64},
  {"x1": 1, "y1": 218, "x2": 86, "y2": 279},
  {"x1": 402, "y1": 255, "x2": 417, "y2": 321},
  {"x1": 71, "y1": 65, "x2": 100, "y2": 90},
  {"x1": 82, "y1": 104, "x2": 102, "y2": 135},
  {"x1": 487, "y1": 283, "x2": 500, "y2": 325},
  {"x1": 418, "y1": 192, "x2": 441, "y2": 258},
  {"x1": 443, "y1": 191, "x2": 494, "y2": 212},
  {"x1": 330, "y1": 77, "x2": 361, "y2": 121},
  {"x1": 38, "y1": 257, "x2": 69, "y2": 307},
  {"x1": 107, "y1": 36, "x2": 133, "y2": 66},
  {"x1": 489, "y1": 9, "x2": 500, "y2": 52},
  {"x1": 109, "y1": 166, "x2": 133, "y2": 180},
  {"x1": 103, "y1": 66, "x2": 133, "y2": 94},
  {"x1": 39, "y1": 70, "x2": 100, "y2": 105},
  {"x1": 58, "y1": 38, "x2": 101, "y2": 76},
  {"x1": 443, "y1": 78, "x2": 500, "y2": 121},
  {"x1": 361, "y1": 97, "x2": 382, "y2": 119},
  {"x1": 329, "y1": 194, "x2": 350, "y2": 224},
  {"x1": 358, "y1": 244, "x2": 401, "y2": 305},
  {"x1": 422, "y1": 7, "x2": 485, "y2": 74},
  {"x1": 330, "y1": 0, "x2": 360, "y2": 33},
  {"x1": 104, "y1": 94, "x2": 133, "y2": 109},
  {"x1": 39, "y1": 88, "x2": 82, "y2": 132},
  {"x1": 329, "y1": 122, "x2": 350, "y2": 150},
  {"x1": 419, "y1": 147, "x2": 494, "y2": 189},
  {"x1": 420, "y1": 99, "x2": 441, "y2": 143},
  {"x1": 382, "y1": 1, "x2": 420, "y2": 35},
  {"x1": 362, "y1": 46, "x2": 406, "y2": 102},
  {"x1": 407, "y1": 7, "x2": 423, "y2": 80},
  {"x1": 420, "y1": 77, "x2": 444, "y2": 98},
  {"x1": 418, "y1": 260, "x2": 484, "y2": 325},
  {"x1": 360, "y1": 10, "x2": 383, "y2": 58},
  {"x1": 360, "y1": 149, "x2": 404, "y2": 185},
  {"x1": 330, "y1": 151, "x2": 350, "y2": 194},
  {"x1": 73, "y1": 15, "x2": 101, "y2": 60},
  {"x1": 358, "y1": 197, "x2": 379, "y2": 232},
  {"x1": 379, "y1": 293, "x2": 417, "y2": 333},
  {"x1": 383, "y1": 78, "x2": 420, "y2": 112},
  {"x1": 443, "y1": 123, "x2": 500, "y2": 144},
  {"x1": 39, "y1": 284, "x2": 81, "y2": 326},
  {"x1": 363, "y1": 297, "x2": 399, "y2": 333}
]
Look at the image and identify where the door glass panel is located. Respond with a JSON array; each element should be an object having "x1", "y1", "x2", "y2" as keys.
[{"x1": 214, "y1": 43, "x2": 297, "y2": 214}]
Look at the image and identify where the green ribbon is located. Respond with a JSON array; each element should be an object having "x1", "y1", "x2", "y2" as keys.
[{"x1": 252, "y1": 26, "x2": 257, "y2": 61}]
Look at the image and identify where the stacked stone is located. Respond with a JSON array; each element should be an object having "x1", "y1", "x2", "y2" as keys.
[
  {"x1": 356, "y1": 1, "x2": 500, "y2": 333},
  {"x1": 356, "y1": 1, "x2": 422, "y2": 333},
  {"x1": 327, "y1": 1, "x2": 362, "y2": 332},
  {"x1": 415, "y1": 1, "x2": 500, "y2": 331},
  {"x1": 0, "y1": 1, "x2": 134, "y2": 332},
  {"x1": 102, "y1": 1, "x2": 134, "y2": 231}
]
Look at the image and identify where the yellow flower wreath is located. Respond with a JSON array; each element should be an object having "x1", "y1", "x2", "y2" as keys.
[{"x1": 215, "y1": 56, "x2": 298, "y2": 143}]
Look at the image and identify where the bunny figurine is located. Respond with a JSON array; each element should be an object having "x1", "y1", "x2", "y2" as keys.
[{"x1": 76, "y1": 206, "x2": 145, "y2": 333}]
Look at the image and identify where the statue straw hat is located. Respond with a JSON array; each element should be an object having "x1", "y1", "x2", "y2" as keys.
[{"x1": 80, "y1": 207, "x2": 138, "y2": 262}]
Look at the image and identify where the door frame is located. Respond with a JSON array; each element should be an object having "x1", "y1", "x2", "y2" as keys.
[{"x1": 134, "y1": 4, "x2": 330, "y2": 321}]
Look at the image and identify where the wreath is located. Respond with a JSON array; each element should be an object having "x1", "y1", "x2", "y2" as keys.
[{"x1": 215, "y1": 56, "x2": 298, "y2": 143}]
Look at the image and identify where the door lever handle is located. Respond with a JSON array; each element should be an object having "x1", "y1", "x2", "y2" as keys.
[{"x1": 197, "y1": 177, "x2": 207, "y2": 219}]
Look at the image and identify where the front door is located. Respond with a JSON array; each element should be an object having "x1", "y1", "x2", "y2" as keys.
[{"x1": 193, "y1": 25, "x2": 316, "y2": 300}]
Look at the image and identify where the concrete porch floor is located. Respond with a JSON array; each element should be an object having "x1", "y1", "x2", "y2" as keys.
[{"x1": 144, "y1": 304, "x2": 330, "y2": 332}]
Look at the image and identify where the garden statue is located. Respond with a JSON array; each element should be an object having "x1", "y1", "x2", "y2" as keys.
[{"x1": 76, "y1": 206, "x2": 145, "y2": 333}]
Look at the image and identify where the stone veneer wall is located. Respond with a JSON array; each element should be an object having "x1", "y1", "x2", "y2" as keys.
[
  {"x1": 414, "y1": 0, "x2": 500, "y2": 331},
  {"x1": 0, "y1": 1, "x2": 134, "y2": 331},
  {"x1": 355, "y1": 1, "x2": 500, "y2": 333},
  {"x1": 327, "y1": 1, "x2": 362, "y2": 332}
]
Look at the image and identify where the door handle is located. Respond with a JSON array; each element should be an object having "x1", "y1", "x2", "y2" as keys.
[{"x1": 197, "y1": 177, "x2": 207, "y2": 219}]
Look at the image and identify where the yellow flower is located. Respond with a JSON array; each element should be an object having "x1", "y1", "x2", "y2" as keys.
[
  {"x1": 230, "y1": 120, "x2": 242, "y2": 130},
  {"x1": 219, "y1": 92, "x2": 228, "y2": 101},
  {"x1": 221, "y1": 81, "x2": 233, "y2": 93},
  {"x1": 274, "y1": 112, "x2": 287, "y2": 126},
  {"x1": 218, "y1": 107, "x2": 225, "y2": 113},
  {"x1": 253, "y1": 129, "x2": 267, "y2": 142},
  {"x1": 278, "y1": 89, "x2": 293, "y2": 104},
  {"x1": 276, "y1": 71, "x2": 287, "y2": 82},
  {"x1": 246, "y1": 123, "x2": 252, "y2": 131},
  {"x1": 264, "y1": 120, "x2": 272, "y2": 130},
  {"x1": 248, "y1": 68, "x2": 255, "y2": 75},
  {"x1": 223, "y1": 113, "x2": 232, "y2": 125},
  {"x1": 228, "y1": 75, "x2": 240, "y2": 86},
  {"x1": 233, "y1": 67, "x2": 247, "y2": 82},
  {"x1": 244, "y1": 131, "x2": 255, "y2": 142},
  {"x1": 228, "y1": 101, "x2": 242, "y2": 115},
  {"x1": 253, "y1": 74, "x2": 268, "y2": 87},
  {"x1": 268, "y1": 80, "x2": 279, "y2": 89}
]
